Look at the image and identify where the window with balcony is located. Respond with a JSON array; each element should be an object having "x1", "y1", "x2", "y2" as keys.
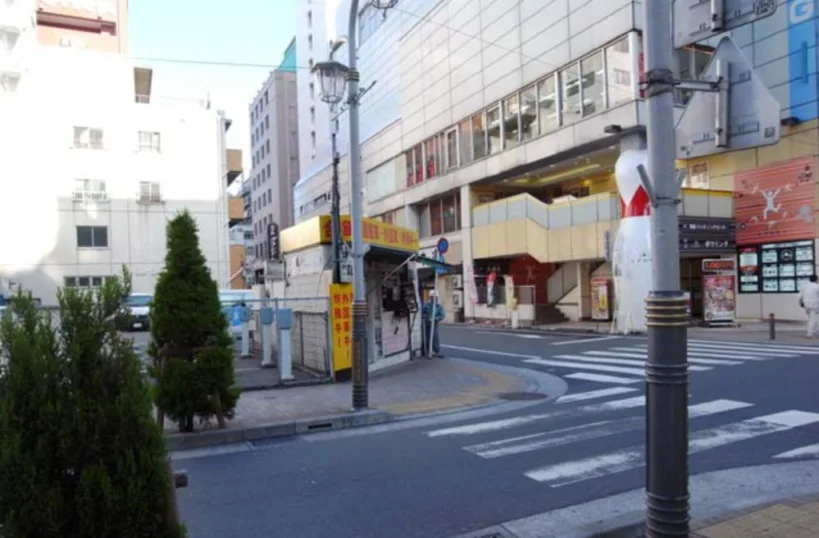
[
  {"x1": 503, "y1": 95, "x2": 520, "y2": 149},
  {"x1": 73, "y1": 126, "x2": 104, "y2": 149},
  {"x1": 137, "y1": 130, "x2": 161, "y2": 152},
  {"x1": 486, "y1": 105, "x2": 502, "y2": 154},
  {"x1": 520, "y1": 85, "x2": 538, "y2": 141},
  {"x1": 561, "y1": 63, "x2": 581, "y2": 124},
  {"x1": 581, "y1": 52, "x2": 605, "y2": 115},
  {"x1": 606, "y1": 36, "x2": 632, "y2": 106},
  {"x1": 76, "y1": 226, "x2": 108, "y2": 248},
  {"x1": 537, "y1": 75, "x2": 559, "y2": 132},
  {"x1": 471, "y1": 113, "x2": 487, "y2": 160},
  {"x1": 138, "y1": 181, "x2": 162, "y2": 204},
  {"x1": 73, "y1": 179, "x2": 108, "y2": 203}
]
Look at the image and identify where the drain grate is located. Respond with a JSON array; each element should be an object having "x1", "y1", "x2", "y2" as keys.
[{"x1": 497, "y1": 391, "x2": 547, "y2": 401}]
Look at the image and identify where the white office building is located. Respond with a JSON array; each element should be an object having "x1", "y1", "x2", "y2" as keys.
[{"x1": 0, "y1": 44, "x2": 231, "y2": 305}]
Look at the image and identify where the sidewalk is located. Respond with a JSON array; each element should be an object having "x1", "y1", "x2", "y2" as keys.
[{"x1": 167, "y1": 356, "x2": 543, "y2": 451}]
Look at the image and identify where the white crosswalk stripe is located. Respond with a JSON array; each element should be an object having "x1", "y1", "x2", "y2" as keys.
[
  {"x1": 565, "y1": 373, "x2": 642, "y2": 384},
  {"x1": 514, "y1": 339, "x2": 819, "y2": 387},
  {"x1": 425, "y1": 395, "x2": 644, "y2": 438},
  {"x1": 525, "y1": 410, "x2": 819, "y2": 486},
  {"x1": 465, "y1": 399, "x2": 752, "y2": 459},
  {"x1": 427, "y1": 386, "x2": 819, "y2": 489}
]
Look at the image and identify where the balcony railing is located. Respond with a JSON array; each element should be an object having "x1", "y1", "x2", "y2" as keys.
[
  {"x1": 72, "y1": 191, "x2": 109, "y2": 203},
  {"x1": 472, "y1": 192, "x2": 620, "y2": 230},
  {"x1": 136, "y1": 192, "x2": 162, "y2": 204}
]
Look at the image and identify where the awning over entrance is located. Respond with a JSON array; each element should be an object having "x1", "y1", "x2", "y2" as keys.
[{"x1": 280, "y1": 215, "x2": 419, "y2": 256}]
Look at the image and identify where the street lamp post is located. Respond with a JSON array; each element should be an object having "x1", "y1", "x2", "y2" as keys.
[{"x1": 312, "y1": 0, "x2": 397, "y2": 410}]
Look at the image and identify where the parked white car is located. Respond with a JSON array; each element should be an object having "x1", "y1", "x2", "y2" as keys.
[{"x1": 123, "y1": 294, "x2": 152, "y2": 331}]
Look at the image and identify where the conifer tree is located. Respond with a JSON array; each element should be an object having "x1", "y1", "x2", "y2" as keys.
[
  {"x1": 149, "y1": 210, "x2": 239, "y2": 432},
  {"x1": 0, "y1": 270, "x2": 186, "y2": 538}
]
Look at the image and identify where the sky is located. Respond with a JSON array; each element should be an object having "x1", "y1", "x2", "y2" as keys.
[{"x1": 128, "y1": 0, "x2": 299, "y2": 170}]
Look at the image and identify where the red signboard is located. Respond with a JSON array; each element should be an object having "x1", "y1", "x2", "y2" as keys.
[{"x1": 734, "y1": 157, "x2": 816, "y2": 245}]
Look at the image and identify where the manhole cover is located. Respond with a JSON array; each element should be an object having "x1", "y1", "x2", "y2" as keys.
[{"x1": 497, "y1": 392, "x2": 547, "y2": 401}]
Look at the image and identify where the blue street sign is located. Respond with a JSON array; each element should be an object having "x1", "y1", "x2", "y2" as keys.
[{"x1": 436, "y1": 237, "x2": 449, "y2": 255}]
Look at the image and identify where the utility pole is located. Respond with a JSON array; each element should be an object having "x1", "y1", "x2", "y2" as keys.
[{"x1": 640, "y1": 0, "x2": 689, "y2": 535}]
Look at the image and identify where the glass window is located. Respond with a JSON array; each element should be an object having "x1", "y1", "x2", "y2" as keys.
[
  {"x1": 424, "y1": 138, "x2": 437, "y2": 179},
  {"x1": 413, "y1": 144, "x2": 423, "y2": 183},
  {"x1": 537, "y1": 75, "x2": 559, "y2": 133},
  {"x1": 503, "y1": 95, "x2": 520, "y2": 149},
  {"x1": 676, "y1": 45, "x2": 713, "y2": 105},
  {"x1": 520, "y1": 85, "x2": 538, "y2": 141},
  {"x1": 605, "y1": 37, "x2": 631, "y2": 107},
  {"x1": 561, "y1": 63, "x2": 581, "y2": 124},
  {"x1": 581, "y1": 52, "x2": 605, "y2": 116},
  {"x1": 442, "y1": 195, "x2": 459, "y2": 233},
  {"x1": 458, "y1": 119, "x2": 472, "y2": 165},
  {"x1": 486, "y1": 105, "x2": 502, "y2": 154},
  {"x1": 471, "y1": 113, "x2": 486, "y2": 160},
  {"x1": 430, "y1": 200, "x2": 443, "y2": 236},
  {"x1": 406, "y1": 149, "x2": 415, "y2": 186},
  {"x1": 445, "y1": 129, "x2": 458, "y2": 170}
]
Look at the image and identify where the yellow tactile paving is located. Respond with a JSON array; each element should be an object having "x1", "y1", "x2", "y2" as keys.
[{"x1": 698, "y1": 504, "x2": 819, "y2": 538}]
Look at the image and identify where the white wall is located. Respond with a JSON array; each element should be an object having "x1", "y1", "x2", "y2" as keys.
[{"x1": 0, "y1": 46, "x2": 229, "y2": 305}]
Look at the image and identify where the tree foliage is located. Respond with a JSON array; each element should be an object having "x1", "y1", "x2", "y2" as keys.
[
  {"x1": 0, "y1": 269, "x2": 185, "y2": 538},
  {"x1": 148, "y1": 210, "x2": 239, "y2": 432}
]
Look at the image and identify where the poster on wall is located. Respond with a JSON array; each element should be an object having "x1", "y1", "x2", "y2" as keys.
[
  {"x1": 702, "y1": 275, "x2": 736, "y2": 325},
  {"x1": 329, "y1": 283, "x2": 353, "y2": 372},
  {"x1": 381, "y1": 311, "x2": 410, "y2": 357},
  {"x1": 734, "y1": 156, "x2": 815, "y2": 245},
  {"x1": 590, "y1": 277, "x2": 612, "y2": 321}
]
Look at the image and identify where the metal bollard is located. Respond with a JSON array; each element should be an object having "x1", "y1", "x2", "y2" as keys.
[
  {"x1": 260, "y1": 307, "x2": 274, "y2": 368},
  {"x1": 769, "y1": 313, "x2": 776, "y2": 341},
  {"x1": 240, "y1": 306, "x2": 251, "y2": 358},
  {"x1": 276, "y1": 308, "x2": 294, "y2": 382},
  {"x1": 174, "y1": 470, "x2": 188, "y2": 488}
]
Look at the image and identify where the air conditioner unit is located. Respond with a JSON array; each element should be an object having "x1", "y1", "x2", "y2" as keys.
[{"x1": 452, "y1": 275, "x2": 463, "y2": 289}]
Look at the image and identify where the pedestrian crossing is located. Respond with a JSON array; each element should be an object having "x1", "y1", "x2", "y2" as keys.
[
  {"x1": 424, "y1": 387, "x2": 819, "y2": 488},
  {"x1": 539, "y1": 339, "x2": 819, "y2": 386}
]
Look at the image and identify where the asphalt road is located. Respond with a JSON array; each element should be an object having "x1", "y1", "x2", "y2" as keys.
[{"x1": 173, "y1": 326, "x2": 819, "y2": 538}]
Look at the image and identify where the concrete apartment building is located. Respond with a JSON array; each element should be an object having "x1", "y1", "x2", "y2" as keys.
[
  {"x1": 0, "y1": 0, "x2": 239, "y2": 304},
  {"x1": 289, "y1": 0, "x2": 819, "y2": 323},
  {"x1": 247, "y1": 39, "x2": 300, "y2": 277}
]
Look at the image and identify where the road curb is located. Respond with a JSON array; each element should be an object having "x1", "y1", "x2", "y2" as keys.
[
  {"x1": 444, "y1": 323, "x2": 646, "y2": 337},
  {"x1": 165, "y1": 409, "x2": 392, "y2": 452}
]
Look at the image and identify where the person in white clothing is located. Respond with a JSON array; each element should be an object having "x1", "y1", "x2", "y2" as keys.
[{"x1": 798, "y1": 274, "x2": 819, "y2": 338}]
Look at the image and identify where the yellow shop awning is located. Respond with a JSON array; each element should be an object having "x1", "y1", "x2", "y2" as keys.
[{"x1": 280, "y1": 215, "x2": 419, "y2": 255}]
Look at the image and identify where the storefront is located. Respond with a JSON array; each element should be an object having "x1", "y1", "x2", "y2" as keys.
[{"x1": 278, "y1": 215, "x2": 422, "y2": 380}]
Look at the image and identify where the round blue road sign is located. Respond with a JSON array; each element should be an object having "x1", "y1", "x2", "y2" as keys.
[{"x1": 436, "y1": 237, "x2": 449, "y2": 255}]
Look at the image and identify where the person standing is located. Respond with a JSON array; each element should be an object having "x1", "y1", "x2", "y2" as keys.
[
  {"x1": 798, "y1": 274, "x2": 819, "y2": 338},
  {"x1": 422, "y1": 290, "x2": 445, "y2": 357}
]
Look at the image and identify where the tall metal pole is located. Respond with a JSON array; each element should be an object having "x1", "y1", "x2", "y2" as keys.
[
  {"x1": 642, "y1": 1, "x2": 690, "y2": 536},
  {"x1": 346, "y1": 0, "x2": 369, "y2": 410},
  {"x1": 330, "y1": 130, "x2": 342, "y2": 284}
]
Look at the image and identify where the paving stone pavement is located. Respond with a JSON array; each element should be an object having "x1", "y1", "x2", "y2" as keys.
[
  {"x1": 691, "y1": 495, "x2": 819, "y2": 538},
  {"x1": 227, "y1": 357, "x2": 527, "y2": 429}
]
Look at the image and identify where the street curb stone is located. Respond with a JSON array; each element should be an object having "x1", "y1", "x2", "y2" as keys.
[{"x1": 165, "y1": 409, "x2": 392, "y2": 452}]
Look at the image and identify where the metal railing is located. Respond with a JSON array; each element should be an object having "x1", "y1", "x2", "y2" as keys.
[
  {"x1": 472, "y1": 192, "x2": 620, "y2": 230},
  {"x1": 72, "y1": 191, "x2": 109, "y2": 202}
]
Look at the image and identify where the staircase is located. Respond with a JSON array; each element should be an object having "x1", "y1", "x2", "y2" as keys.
[{"x1": 535, "y1": 303, "x2": 569, "y2": 324}]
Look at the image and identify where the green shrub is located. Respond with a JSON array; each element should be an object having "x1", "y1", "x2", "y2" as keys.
[
  {"x1": 0, "y1": 271, "x2": 185, "y2": 538},
  {"x1": 149, "y1": 210, "x2": 239, "y2": 432}
]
